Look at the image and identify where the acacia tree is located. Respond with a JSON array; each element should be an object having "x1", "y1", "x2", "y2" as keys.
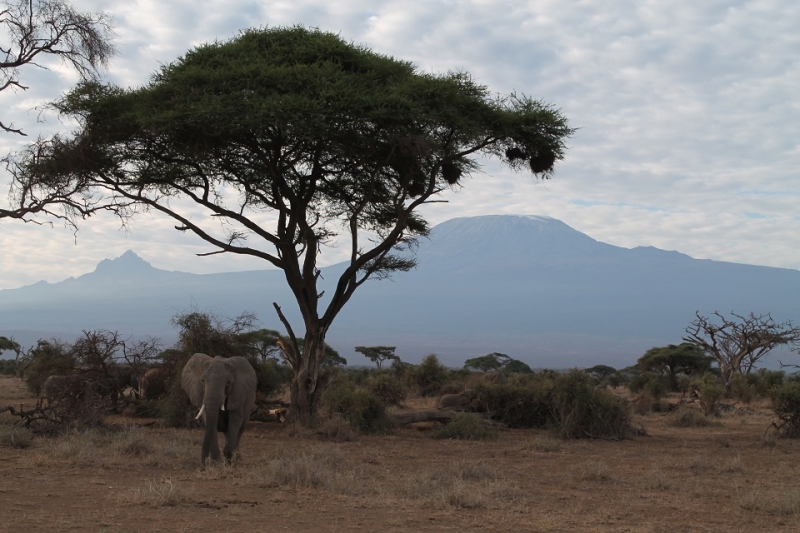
[
  {"x1": 684, "y1": 311, "x2": 800, "y2": 391},
  {"x1": 637, "y1": 343, "x2": 714, "y2": 389},
  {"x1": 1, "y1": 0, "x2": 114, "y2": 135},
  {"x1": 1, "y1": 0, "x2": 113, "y2": 224},
  {"x1": 9, "y1": 27, "x2": 574, "y2": 422},
  {"x1": 354, "y1": 346, "x2": 398, "y2": 369}
]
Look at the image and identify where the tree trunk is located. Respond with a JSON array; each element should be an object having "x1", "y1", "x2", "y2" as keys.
[{"x1": 287, "y1": 327, "x2": 328, "y2": 424}]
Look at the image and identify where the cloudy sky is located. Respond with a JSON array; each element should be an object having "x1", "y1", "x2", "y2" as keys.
[{"x1": 0, "y1": 0, "x2": 798, "y2": 290}]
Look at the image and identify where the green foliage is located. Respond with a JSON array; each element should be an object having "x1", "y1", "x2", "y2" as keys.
[
  {"x1": 752, "y1": 369, "x2": 785, "y2": 397},
  {"x1": 464, "y1": 353, "x2": 509, "y2": 372},
  {"x1": 21, "y1": 339, "x2": 75, "y2": 395},
  {"x1": 771, "y1": 382, "x2": 800, "y2": 437},
  {"x1": 638, "y1": 343, "x2": 714, "y2": 390},
  {"x1": 471, "y1": 380, "x2": 554, "y2": 428},
  {"x1": 322, "y1": 386, "x2": 390, "y2": 434},
  {"x1": 253, "y1": 359, "x2": 292, "y2": 397},
  {"x1": 158, "y1": 377, "x2": 195, "y2": 428},
  {"x1": 669, "y1": 408, "x2": 716, "y2": 428},
  {"x1": 355, "y1": 346, "x2": 399, "y2": 369},
  {"x1": 368, "y1": 373, "x2": 406, "y2": 406},
  {"x1": 628, "y1": 372, "x2": 669, "y2": 399},
  {"x1": 411, "y1": 354, "x2": 449, "y2": 397},
  {"x1": 503, "y1": 359, "x2": 533, "y2": 374},
  {"x1": 550, "y1": 370, "x2": 631, "y2": 440},
  {"x1": 730, "y1": 374, "x2": 756, "y2": 404},
  {"x1": 432, "y1": 414, "x2": 491, "y2": 440},
  {"x1": 172, "y1": 311, "x2": 281, "y2": 361},
  {"x1": 14, "y1": 26, "x2": 573, "y2": 423},
  {"x1": 0, "y1": 359, "x2": 18, "y2": 375},
  {"x1": 471, "y1": 370, "x2": 631, "y2": 439},
  {"x1": 0, "y1": 336, "x2": 21, "y2": 355},
  {"x1": 585, "y1": 365, "x2": 617, "y2": 378},
  {"x1": 691, "y1": 373, "x2": 725, "y2": 416},
  {"x1": 464, "y1": 352, "x2": 532, "y2": 374}
]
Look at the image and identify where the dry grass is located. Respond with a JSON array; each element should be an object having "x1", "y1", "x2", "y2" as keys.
[
  {"x1": 120, "y1": 476, "x2": 192, "y2": 506},
  {"x1": 3, "y1": 377, "x2": 800, "y2": 532},
  {"x1": 739, "y1": 488, "x2": 800, "y2": 516}
]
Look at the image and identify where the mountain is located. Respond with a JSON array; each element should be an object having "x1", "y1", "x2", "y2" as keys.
[{"x1": 1, "y1": 215, "x2": 798, "y2": 369}]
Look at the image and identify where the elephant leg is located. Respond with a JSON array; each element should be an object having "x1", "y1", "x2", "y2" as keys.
[{"x1": 223, "y1": 411, "x2": 247, "y2": 462}]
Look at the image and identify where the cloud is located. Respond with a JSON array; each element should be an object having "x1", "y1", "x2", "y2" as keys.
[{"x1": 1, "y1": 0, "x2": 798, "y2": 289}]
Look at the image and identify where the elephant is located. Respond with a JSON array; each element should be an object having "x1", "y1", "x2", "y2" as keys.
[
  {"x1": 181, "y1": 353, "x2": 257, "y2": 466},
  {"x1": 139, "y1": 367, "x2": 170, "y2": 400},
  {"x1": 437, "y1": 390, "x2": 475, "y2": 410}
]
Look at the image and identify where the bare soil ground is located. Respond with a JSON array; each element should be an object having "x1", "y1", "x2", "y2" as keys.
[{"x1": 2, "y1": 375, "x2": 800, "y2": 533}]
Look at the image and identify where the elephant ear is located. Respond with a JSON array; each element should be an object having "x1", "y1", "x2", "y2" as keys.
[
  {"x1": 224, "y1": 356, "x2": 258, "y2": 409},
  {"x1": 181, "y1": 353, "x2": 213, "y2": 407}
]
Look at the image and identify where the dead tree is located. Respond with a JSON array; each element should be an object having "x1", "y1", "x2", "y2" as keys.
[{"x1": 684, "y1": 311, "x2": 800, "y2": 391}]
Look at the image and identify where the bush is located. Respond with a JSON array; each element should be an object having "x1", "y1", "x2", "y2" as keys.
[
  {"x1": 471, "y1": 380, "x2": 554, "y2": 428},
  {"x1": 628, "y1": 372, "x2": 669, "y2": 398},
  {"x1": 368, "y1": 373, "x2": 406, "y2": 406},
  {"x1": 253, "y1": 359, "x2": 291, "y2": 397},
  {"x1": 158, "y1": 377, "x2": 195, "y2": 428},
  {"x1": 691, "y1": 373, "x2": 725, "y2": 416},
  {"x1": 411, "y1": 354, "x2": 448, "y2": 397},
  {"x1": 551, "y1": 370, "x2": 631, "y2": 440},
  {"x1": 21, "y1": 339, "x2": 75, "y2": 395},
  {"x1": 0, "y1": 359, "x2": 18, "y2": 376},
  {"x1": 730, "y1": 374, "x2": 756, "y2": 404},
  {"x1": 752, "y1": 369, "x2": 785, "y2": 397},
  {"x1": 669, "y1": 407, "x2": 716, "y2": 427},
  {"x1": 771, "y1": 382, "x2": 800, "y2": 437},
  {"x1": 322, "y1": 386, "x2": 391, "y2": 434},
  {"x1": 432, "y1": 413, "x2": 491, "y2": 440}
]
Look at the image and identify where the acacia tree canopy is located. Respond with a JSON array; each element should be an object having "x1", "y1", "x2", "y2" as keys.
[
  {"x1": 10, "y1": 26, "x2": 574, "y2": 421},
  {"x1": 355, "y1": 346, "x2": 398, "y2": 369},
  {"x1": 637, "y1": 343, "x2": 714, "y2": 387}
]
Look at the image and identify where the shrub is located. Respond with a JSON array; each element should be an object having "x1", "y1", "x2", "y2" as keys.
[
  {"x1": 322, "y1": 386, "x2": 390, "y2": 434},
  {"x1": 0, "y1": 423, "x2": 33, "y2": 449},
  {"x1": 21, "y1": 339, "x2": 75, "y2": 395},
  {"x1": 691, "y1": 373, "x2": 725, "y2": 416},
  {"x1": 253, "y1": 359, "x2": 291, "y2": 397},
  {"x1": 0, "y1": 359, "x2": 19, "y2": 375},
  {"x1": 669, "y1": 407, "x2": 716, "y2": 428},
  {"x1": 753, "y1": 369, "x2": 785, "y2": 397},
  {"x1": 628, "y1": 372, "x2": 669, "y2": 398},
  {"x1": 411, "y1": 354, "x2": 448, "y2": 397},
  {"x1": 158, "y1": 377, "x2": 195, "y2": 428},
  {"x1": 470, "y1": 379, "x2": 554, "y2": 428},
  {"x1": 432, "y1": 413, "x2": 491, "y2": 440},
  {"x1": 551, "y1": 370, "x2": 631, "y2": 440},
  {"x1": 368, "y1": 373, "x2": 406, "y2": 406},
  {"x1": 730, "y1": 374, "x2": 756, "y2": 404},
  {"x1": 771, "y1": 382, "x2": 800, "y2": 437}
]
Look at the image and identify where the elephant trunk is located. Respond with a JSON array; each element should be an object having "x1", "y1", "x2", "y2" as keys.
[{"x1": 200, "y1": 388, "x2": 227, "y2": 465}]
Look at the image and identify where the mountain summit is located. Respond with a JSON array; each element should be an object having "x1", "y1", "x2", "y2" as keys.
[
  {"x1": 1, "y1": 215, "x2": 798, "y2": 368},
  {"x1": 89, "y1": 250, "x2": 156, "y2": 277}
]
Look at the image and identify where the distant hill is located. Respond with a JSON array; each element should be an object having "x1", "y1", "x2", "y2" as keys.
[{"x1": 2, "y1": 215, "x2": 798, "y2": 369}]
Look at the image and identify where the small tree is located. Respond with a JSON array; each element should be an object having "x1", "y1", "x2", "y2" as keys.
[
  {"x1": 637, "y1": 343, "x2": 714, "y2": 390},
  {"x1": 584, "y1": 365, "x2": 617, "y2": 379},
  {"x1": 684, "y1": 311, "x2": 800, "y2": 391},
  {"x1": 464, "y1": 352, "x2": 510, "y2": 372},
  {"x1": 354, "y1": 346, "x2": 398, "y2": 369},
  {"x1": 10, "y1": 27, "x2": 573, "y2": 423}
]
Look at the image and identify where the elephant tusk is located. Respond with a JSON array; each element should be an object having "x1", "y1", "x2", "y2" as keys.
[
  {"x1": 221, "y1": 402, "x2": 226, "y2": 412},
  {"x1": 195, "y1": 404, "x2": 206, "y2": 420}
]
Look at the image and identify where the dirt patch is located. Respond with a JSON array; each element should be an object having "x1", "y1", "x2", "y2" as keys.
[{"x1": 2, "y1": 376, "x2": 799, "y2": 532}]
